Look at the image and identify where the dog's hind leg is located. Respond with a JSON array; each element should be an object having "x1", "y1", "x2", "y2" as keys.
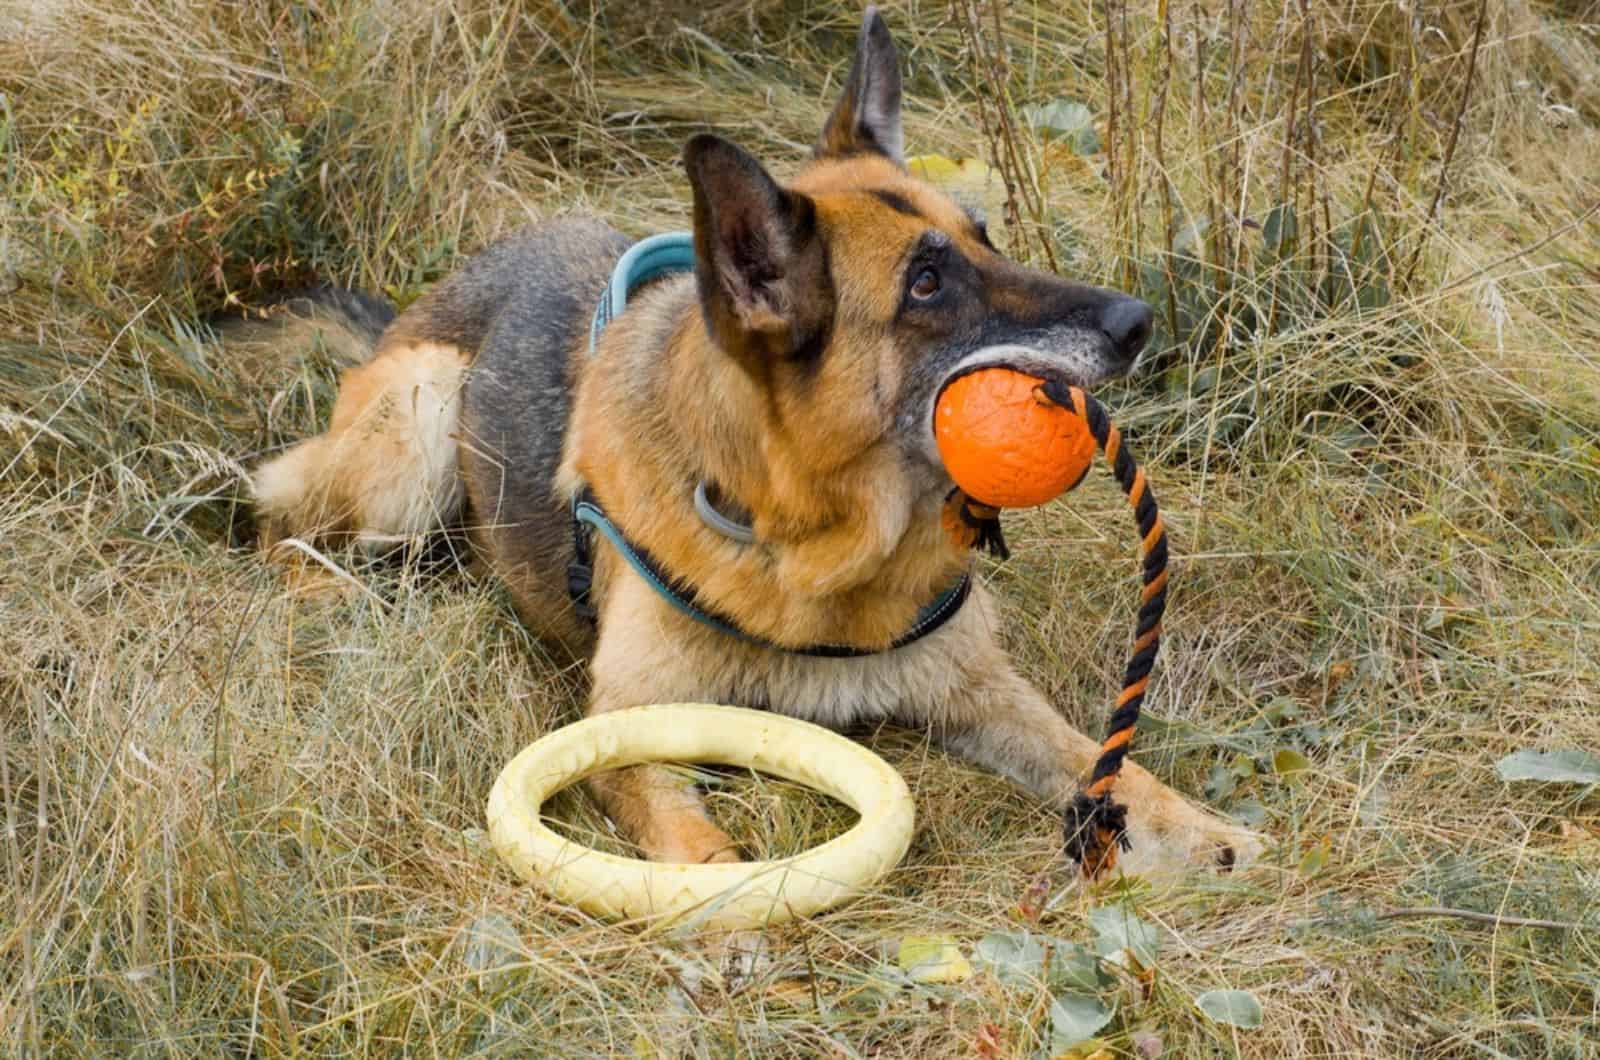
[{"x1": 253, "y1": 340, "x2": 471, "y2": 553}]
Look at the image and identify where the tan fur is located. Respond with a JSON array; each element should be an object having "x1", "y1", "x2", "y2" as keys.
[
  {"x1": 559, "y1": 293, "x2": 955, "y2": 650},
  {"x1": 557, "y1": 162, "x2": 985, "y2": 649},
  {"x1": 255, "y1": 10, "x2": 1259, "y2": 879},
  {"x1": 254, "y1": 340, "x2": 469, "y2": 550},
  {"x1": 581, "y1": 576, "x2": 1256, "y2": 871}
]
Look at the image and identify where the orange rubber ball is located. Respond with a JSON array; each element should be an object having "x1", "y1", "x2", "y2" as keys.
[{"x1": 934, "y1": 368, "x2": 1097, "y2": 509}]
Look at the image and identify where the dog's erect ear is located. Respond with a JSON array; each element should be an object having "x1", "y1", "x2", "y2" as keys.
[
  {"x1": 685, "y1": 134, "x2": 832, "y2": 363},
  {"x1": 815, "y1": 6, "x2": 904, "y2": 164}
]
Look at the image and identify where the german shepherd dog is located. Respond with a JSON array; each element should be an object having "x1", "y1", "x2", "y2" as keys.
[{"x1": 253, "y1": 9, "x2": 1258, "y2": 877}]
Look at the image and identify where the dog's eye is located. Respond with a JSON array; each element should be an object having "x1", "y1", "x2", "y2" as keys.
[{"x1": 910, "y1": 267, "x2": 941, "y2": 301}]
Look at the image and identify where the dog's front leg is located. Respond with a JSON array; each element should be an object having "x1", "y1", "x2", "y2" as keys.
[
  {"x1": 585, "y1": 764, "x2": 742, "y2": 865},
  {"x1": 582, "y1": 616, "x2": 772, "y2": 986},
  {"x1": 934, "y1": 661, "x2": 1261, "y2": 874},
  {"x1": 583, "y1": 693, "x2": 743, "y2": 865},
  {"x1": 580, "y1": 583, "x2": 744, "y2": 865}
]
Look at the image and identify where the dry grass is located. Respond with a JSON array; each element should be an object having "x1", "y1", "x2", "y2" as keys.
[{"x1": 3, "y1": 0, "x2": 1599, "y2": 1055}]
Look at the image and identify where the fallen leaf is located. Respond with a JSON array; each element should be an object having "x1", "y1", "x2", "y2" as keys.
[
  {"x1": 1494, "y1": 749, "x2": 1600, "y2": 785},
  {"x1": 1262, "y1": 203, "x2": 1297, "y2": 249},
  {"x1": 1088, "y1": 905, "x2": 1161, "y2": 968},
  {"x1": 905, "y1": 155, "x2": 1007, "y2": 220},
  {"x1": 1049, "y1": 942, "x2": 1105, "y2": 993},
  {"x1": 1195, "y1": 988, "x2": 1263, "y2": 1029},
  {"x1": 974, "y1": 931, "x2": 1045, "y2": 986},
  {"x1": 1131, "y1": 1028, "x2": 1165, "y2": 1057},
  {"x1": 1298, "y1": 835, "x2": 1332, "y2": 876},
  {"x1": 1273, "y1": 748, "x2": 1312, "y2": 777},
  {"x1": 1232, "y1": 798, "x2": 1269, "y2": 827},
  {"x1": 1021, "y1": 98, "x2": 1101, "y2": 154},
  {"x1": 974, "y1": 931, "x2": 1105, "y2": 992},
  {"x1": 1048, "y1": 993, "x2": 1113, "y2": 1052},
  {"x1": 897, "y1": 935, "x2": 972, "y2": 984}
]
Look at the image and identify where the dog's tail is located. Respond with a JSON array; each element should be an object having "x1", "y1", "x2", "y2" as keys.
[
  {"x1": 232, "y1": 287, "x2": 475, "y2": 554},
  {"x1": 211, "y1": 286, "x2": 396, "y2": 373}
]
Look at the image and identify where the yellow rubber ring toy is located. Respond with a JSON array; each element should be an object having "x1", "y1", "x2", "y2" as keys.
[{"x1": 486, "y1": 703, "x2": 917, "y2": 932}]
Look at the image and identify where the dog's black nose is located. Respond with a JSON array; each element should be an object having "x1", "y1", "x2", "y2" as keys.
[{"x1": 1100, "y1": 296, "x2": 1153, "y2": 363}]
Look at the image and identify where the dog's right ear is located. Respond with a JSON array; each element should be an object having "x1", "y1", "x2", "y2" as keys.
[
  {"x1": 815, "y1": 6, "x2": 904, "y2": 164},
  {"x1": 685, "y1": 133, "x2": 833, "y2": 365}
]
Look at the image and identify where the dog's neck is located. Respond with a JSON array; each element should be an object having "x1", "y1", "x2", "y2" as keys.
[{"x1": 566, "y1": 276, "x2": 970, "y2": 649}]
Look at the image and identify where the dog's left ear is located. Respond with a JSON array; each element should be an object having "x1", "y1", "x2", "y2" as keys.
[
  {"x1": 685, "y1": 134, "x2": 833, "y2": 364},
  {"x1": 815, "y1": 6, "x2": 904, "y2": 165}
]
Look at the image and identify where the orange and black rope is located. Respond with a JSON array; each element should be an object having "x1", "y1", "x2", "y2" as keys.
[
  {"x1": 945, "y1": 379, "x2": 1170, "y2": 879},
  {"x1": 1041, "y1": 379, "x2": 1168, "y2": 878}
]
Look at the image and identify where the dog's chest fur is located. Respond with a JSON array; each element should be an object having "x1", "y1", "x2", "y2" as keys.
[{"x1": 586, "y1": 571, "x2": 1006, "y2": 729}]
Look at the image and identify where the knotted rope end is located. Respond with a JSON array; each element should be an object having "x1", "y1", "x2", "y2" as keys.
[{"x1": 1063, "y1": 790, "x2": 1131, "y2": 879}]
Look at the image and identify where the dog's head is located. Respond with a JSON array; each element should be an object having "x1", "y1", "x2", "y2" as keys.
[{"x1": 685, "y1": 6, "x2": 1150, "y2": 491}]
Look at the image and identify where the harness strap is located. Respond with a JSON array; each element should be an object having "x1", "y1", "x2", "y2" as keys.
[
  {"x1": 570, "y1": 231, "x2": 971, "y2": 657},
  {"x1": 569, "y1": 490, "x2": 969, "y2": 657},
  {"x1": 589, "y1": 232, "x2": 696, "y2": 355}
]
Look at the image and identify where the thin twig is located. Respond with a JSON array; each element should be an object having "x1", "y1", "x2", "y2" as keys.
[
  {"x1": 955, "y1": 0, "x2": 1058, "y2": 272},
  {"x1": 957, "y1": 1, "x2": 1018, "y2": 251},
  {"x1": 1266, "y1": 0, "x2": 1313, "y2": 337},
  {"x1": 1101, "y1": 0, "x2": 1136, "y2": 287},
  {"x1": 1432, "y1": 199, "x2": 1600, "y2": 297},
  {"x1": 1102, "y1": 0, "x2": 1121, "y2": 255},
  {"x1": 1220, "y1": 0, "x2": 1245, "y2": 286},
  {"x1": 1302, "y1": 0, "x2": 1322, "y2": 296},
  {"x1": 1400, "y1": 0, "x2": 1489, "y2": 289},
  {"x1": 986, "y1": 0, "x2": 1058, "y2": 272},
  {"x1": 1378, "y1": 906, "x2": 1590, "y2": 933},
  {"x1": 1275, "y1": 0, "x2": 1309, "y2": 234},
  {"x1": 1152, "y1": 0, "x2": 1178, "y2": 343}
]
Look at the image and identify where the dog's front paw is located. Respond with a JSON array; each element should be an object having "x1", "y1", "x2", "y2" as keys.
[
  {"x1": 643, "y1": 814, "x2": 743, "y2": 865},
  {"x1": 1078, "y1": 770, "x2": 1263, "y2": 877},
  {"x1": 1123, "y1": 805, "x2": 1262, "y2": 877}
]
